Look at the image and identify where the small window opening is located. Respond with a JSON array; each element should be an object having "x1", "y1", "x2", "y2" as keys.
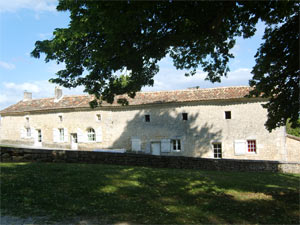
[
  {"x1": 213, "y1": 143, "x2": 222, "y2": 159},
  {"x1": 25, "y1": 117, "x2": 29, "y2": 122},
  {"x1": 145, "y1": 114, "x2": 150, "y2": 122},
  {"x1": 96, "y1": 114, "x2": 101, "y2": 121},
  {"x1": 247, "y1": 140, "x2": 256, "y2": 153},
  {"x1": 182, "y1": 113, "x2": 188, "y2": 121},
  {"x1": 172, "y1": 139, "x2": 181, "y2": 151},
  {"x1": 225, "y1": 111, "x2": 231, "y2": 119},
  {"x1": 59, "y1": 115, "x2": 63, "y2": 122}
]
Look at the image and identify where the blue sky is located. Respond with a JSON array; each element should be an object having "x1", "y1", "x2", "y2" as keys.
[{"x1": 0, "y1": 0, "x2": 265, "y2": 110}]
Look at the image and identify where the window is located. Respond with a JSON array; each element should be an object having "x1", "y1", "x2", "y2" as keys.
[
  {"x1": 26, "y1": 128, "x2": 31, "y2": 137},
  {"x1": 247, "y1": 140, "x2": 256, "y2": 153},
  {"x1": 225, "y1": 111, "x2": 231, "y2": 119},
  {"x1": 145, "y1": 114, "x2": 150, "y2": 122},
  {"x1": 96, "y1": 114, "x2": 101, "y2": 121},
  {"x1": 182, "y1": 113, "x2": 188, "y2": 121},
  {"x1": 172, "y1": 139, "x2": 181, "y2": 151},
  {"x1": 59, "y1": 128, "x2": 64, "y2": 142},
  {"x1": 25, "y1": 116, "x2": 29, "y2": 122},
  {"x1": 87, "y1": 128, "x2": 96, "y2": 141},
  {"x1": 59, "y1": 115, "x2": 63, "y2": 122},
  {"x1": 213, "y1": 143, "x2": 222, "y2": 159}
]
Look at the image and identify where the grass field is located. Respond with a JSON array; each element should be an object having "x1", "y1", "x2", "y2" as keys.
[{"x1": 0, "y1": 162, "x2": 299, "y2": 224}]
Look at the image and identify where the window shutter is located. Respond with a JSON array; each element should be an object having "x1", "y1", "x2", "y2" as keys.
[
  {"x1": 234, "y1": 140, "x2": 246, "y2": 155},
  {"x1": 20, "y1": 127, "x2": 26, "y2": 138},
  {"x1": 53, "y1": 128, "x2": 59, "y2": 143},
  {"x1": 131, "y1": 138, "x2": 141, "y2": 151},
  {"x1": 96, "y1": 127, "x2": 102, "y2": 142},
  {"x1": 161, "y1": 139, "x2": 171, "y2": 152},
  {"x1": 32, "y1": 128, "x2": 38, "y2": 142},
  {"x1": 64, "y1": 128, "x2": 68, "y2": 142},
  {"x1": 77, "y1": 128, "x2": 83, "y2": 143}
]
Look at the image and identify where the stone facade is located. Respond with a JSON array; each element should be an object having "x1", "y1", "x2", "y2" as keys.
[{"x1": 0, "y1": 86, "x2": 298, "y2": 162}]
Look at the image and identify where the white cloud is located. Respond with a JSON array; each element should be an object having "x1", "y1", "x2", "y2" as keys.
[
  {"x1": 0, "y1": 0, "x2": 57, "y2": 13},
  {"x1": 0, "y1": 80, "x2": 84, "y2": 110},
  {"x1": 4, "y1": 82, "x2": 40, "y2": 93},
  {"x1": 0, "y1": 61, "x2": 16, "y2": 70}
]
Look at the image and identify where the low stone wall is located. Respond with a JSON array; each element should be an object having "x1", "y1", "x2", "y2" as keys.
[{"x1": 0, "y1": 146, "x2": 299, "y2": 174}]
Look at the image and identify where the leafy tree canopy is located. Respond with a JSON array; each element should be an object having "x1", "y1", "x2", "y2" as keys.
[{"x1": 31, "y1": 0, "x2": 299, "y2": 131}]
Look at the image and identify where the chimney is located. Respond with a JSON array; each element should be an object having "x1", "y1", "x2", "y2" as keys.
[
  {"x1": 54, "y1": 86, "x2": 63, "y2": 101},
  {"x1": 23, "y1": 91, "x2": 32, "y2": 101}
]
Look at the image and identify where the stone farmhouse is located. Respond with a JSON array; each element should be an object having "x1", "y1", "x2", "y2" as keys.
[{"x1": 0, "y1": 86, "x2": 298, "y2": 162}]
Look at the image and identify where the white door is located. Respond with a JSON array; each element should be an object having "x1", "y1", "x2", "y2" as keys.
[
  {"x1": 71, "y1": 133, "x2": 78, "y2": 150},
  {"x1": 34, "y1": 129, "x2": 42, "y2": 147},
  {"x1": 151, "y1": 142, "x2": 161, "y2": 156}
]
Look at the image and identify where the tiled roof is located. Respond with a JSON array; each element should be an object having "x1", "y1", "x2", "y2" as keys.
[{"x1": 0, "y1": 86, "x2": 253, "y2": 114}]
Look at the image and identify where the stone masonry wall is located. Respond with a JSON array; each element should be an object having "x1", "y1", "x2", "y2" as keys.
[
  {"x1": 0, "y1": 147, "x2": 299, "y2": 174},
  {"x1": 285, "y1": 135, "x2": 300, "y2": 162},
  {"x1": 0, "y1": 99, "x2": 289, "y2": 161}
]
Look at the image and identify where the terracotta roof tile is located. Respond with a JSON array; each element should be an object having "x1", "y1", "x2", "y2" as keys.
[{"x1": 0, "y1": 86, "x2": 253, "y2": 114}]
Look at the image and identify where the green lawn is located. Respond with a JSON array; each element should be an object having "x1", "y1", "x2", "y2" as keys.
[{"x1": 0, "y1": 162, "x2": 299, "y2": 224}]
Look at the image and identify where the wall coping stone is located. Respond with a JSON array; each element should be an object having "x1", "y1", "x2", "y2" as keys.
[{"x1": 0, "y1": 146, "x2": 299, "y2": 173}]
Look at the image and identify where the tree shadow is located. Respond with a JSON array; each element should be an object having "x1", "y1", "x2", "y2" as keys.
[
  {"x1": 1, "y1": 162, "x2": 299, "y2": 224},
  {"x1": 110, "y1": 105, "x2": 222, "y2": 158}
]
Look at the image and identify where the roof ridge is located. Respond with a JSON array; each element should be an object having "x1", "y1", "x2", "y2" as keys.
[
  {"x1": 139, "y1": 86, "x2": 250, "y2": 94},
  {"x1": 0, "y1": 86, "x2": 254, "y2": 114}
]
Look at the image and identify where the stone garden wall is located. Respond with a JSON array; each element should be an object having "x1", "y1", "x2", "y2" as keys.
[{"x1": 0, "y1": 146, "x2": 299, "y2": 174}]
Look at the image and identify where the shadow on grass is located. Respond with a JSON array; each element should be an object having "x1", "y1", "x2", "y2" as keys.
[{"x1": 0, "y1": 162, "x2": 299, "y2": 224}]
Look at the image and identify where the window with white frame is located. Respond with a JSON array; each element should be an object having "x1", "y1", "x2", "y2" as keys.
[
  {"x1": 59, "y1": 128, "x2": 64, "y2": 142},
  {"x1": 247, "y1": 140, "x2": 256, "y2": 153},
  {"x1": 26, "y1": 128, "x2": 31, "y2": 137},
  {"x1": 213, "y1": 143, "x2": 222, "y2": 159},
  {"x1": 87, "y1": 128, "x2": 96, "y2": 141},
  {"x1": 171, "y1": 139, "x2": 181, "y2": 151}
]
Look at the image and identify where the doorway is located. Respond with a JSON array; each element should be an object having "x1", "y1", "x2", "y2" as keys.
[
  {"x1": 34, "y1": 129, "x2": 42, "y2": 147},
  {"x1": 71, "y1": 133, "x2": 78, "y2": 150}
]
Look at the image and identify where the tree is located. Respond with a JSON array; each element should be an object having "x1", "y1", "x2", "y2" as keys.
[{"x1": 31, "y1": 1, "x2": 299, "y2": 131}]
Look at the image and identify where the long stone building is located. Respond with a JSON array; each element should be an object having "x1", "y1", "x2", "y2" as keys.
[{"x1": 0, "y1": 86, "x2": 298, "y2": 162}]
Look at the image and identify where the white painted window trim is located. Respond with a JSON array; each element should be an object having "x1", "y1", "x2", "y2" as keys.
[
  {"x1": 87, "y1": 128, "x2": 96, "y2": 142},
  {"x1": 171, "y1": 137, "x2": 183, "y2": 152},
  {"x1": 212, "y1": 142, "x2": 222, "y2": 159},
  {"x1": 246, "y1": 139, "x2": 258, "y2": 155}
]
